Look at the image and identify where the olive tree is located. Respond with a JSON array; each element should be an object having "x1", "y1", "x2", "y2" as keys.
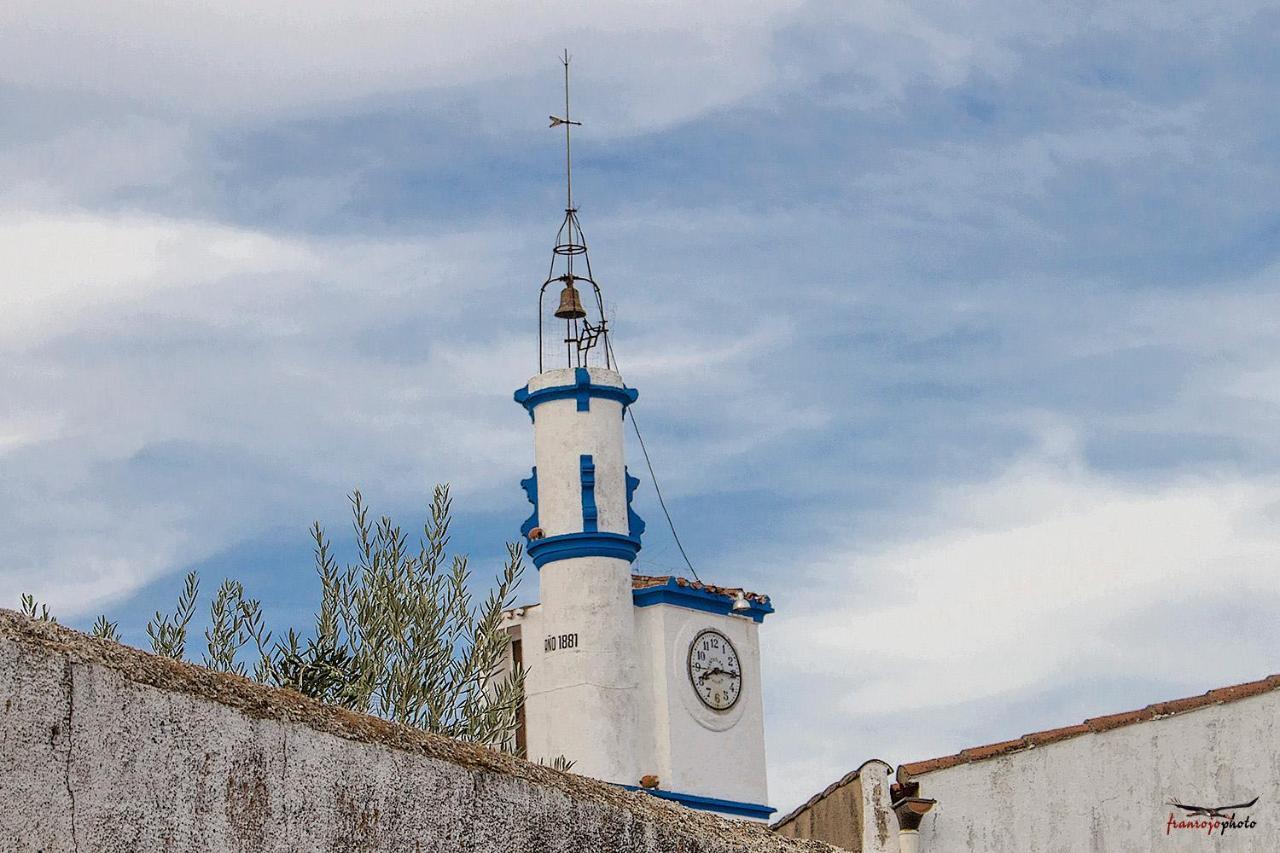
[{"x1": 20, "y1": 484, "x2": 526, "y2": 753}]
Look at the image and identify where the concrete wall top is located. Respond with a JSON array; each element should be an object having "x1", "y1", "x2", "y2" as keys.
[{"x1": 0, "y1": 609, "x2": 835, "y2": 853}]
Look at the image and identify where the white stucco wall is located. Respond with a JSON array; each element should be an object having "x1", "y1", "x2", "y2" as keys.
[
  {"x1": 634, "y1": 603, "x2": 770, "y2": 811},
  {"x1": 911, "y1": 690, "x2": 1280, "y2": 853},
  {"x1": 513, "y1": 558, "x2": 642, "y2": 786}
]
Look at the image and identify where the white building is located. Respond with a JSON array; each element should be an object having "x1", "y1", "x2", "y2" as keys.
[
  {"x1": 773, "y1": 674, "x2": 1280, "y2": 852},
  {"x1": 496, "y1": 68, "x2": 776, "y2": 822}
]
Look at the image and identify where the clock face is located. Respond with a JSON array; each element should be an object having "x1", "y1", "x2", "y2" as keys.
[{"x1": 687, "y1": 629, "x2": 742, "y2": 711}]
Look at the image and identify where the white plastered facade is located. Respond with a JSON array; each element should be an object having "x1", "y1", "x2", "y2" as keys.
[{"x1": 909, "y1": 689, "x2": 1280, "y2": 852}]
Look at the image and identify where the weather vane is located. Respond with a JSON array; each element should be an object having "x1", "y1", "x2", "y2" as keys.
[
  {"x1": 538, "y1": 50, "x2": 612, "y2": 372},
  {"x1": 549, "y1": 49, "x2": 582, "y2": 215}
]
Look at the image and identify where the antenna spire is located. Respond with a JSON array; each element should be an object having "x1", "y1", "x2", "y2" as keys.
[
  {"x1": 538, "y1": 52, "x2": 610, "y2": 373},
  {"x1": 548, "y1": 50, "x2": 581, "y2": 214}
]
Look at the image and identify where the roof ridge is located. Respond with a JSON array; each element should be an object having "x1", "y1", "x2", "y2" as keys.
[
  {"x1": 771, "y1": 759, "x2": 892, "y2": 831},
  {"x1": 899, "y1": 673, "x2": 1280, "y2": 778}
]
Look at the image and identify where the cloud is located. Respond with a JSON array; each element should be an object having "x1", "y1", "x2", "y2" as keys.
[
  {"x1": 0, "y1": 1, "x2": 803, "y2": 131},
  {"x1": 0, "y1": 207, "x2": 541, "y2": 617},
  {"x1": 762, "y1": 436, "x2": 1280, "y2": 810},
  {"x1": 0, "y1": 211, "x2": 317, "y2": 348}
]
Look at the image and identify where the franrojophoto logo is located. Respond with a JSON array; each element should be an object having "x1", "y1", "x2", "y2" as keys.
[{"x1": 1165, "y1": 796, "x2": 1259, "y2": 837}]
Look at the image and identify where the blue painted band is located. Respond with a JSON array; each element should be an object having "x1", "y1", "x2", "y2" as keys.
[
  {"x1": 631, "y1": 577, "x2": 774, "y2": 623},
  {"x1": 513, "y1": 367, "x2": 639, "y2": 420},
  {"x1": 620, "y1": 785, "x2": 775, "y2": 820},
  {"x1": 527, "y1": 531, "x2": 642, "y2": 569}
]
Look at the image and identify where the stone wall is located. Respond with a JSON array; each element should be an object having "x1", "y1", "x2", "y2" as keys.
[{"x1": 0, "y1": 610, "x2": 834, "y2": 853}]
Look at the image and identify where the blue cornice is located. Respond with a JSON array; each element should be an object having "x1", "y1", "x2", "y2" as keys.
[
  {"x1": 620, "y1": 785, "x2": 775, "y2": 820},
  {"x1": 514, "y1": 367, "x2": 639, "y2": 421},
  {"x1": 527, "y1": 531, "x2": 642, "y2": 569},
  {"x1": 631, "y1": 577, "x2": 774, "y2": 623}
]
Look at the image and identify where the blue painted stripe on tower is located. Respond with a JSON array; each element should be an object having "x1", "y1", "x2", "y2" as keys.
[
  {"x1": 574, "y1": 367, "x2": 592, "y2": 411},
  {"x1": 580, "y1": 454, "x2": 598, "y2": 533}
]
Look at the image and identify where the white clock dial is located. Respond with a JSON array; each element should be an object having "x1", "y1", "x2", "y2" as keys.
[{"x1": 687, "y1": 629, "x2": 742, "y2": 711}]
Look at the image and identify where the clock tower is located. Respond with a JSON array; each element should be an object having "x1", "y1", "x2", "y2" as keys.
[{"x1": 498, "y1": 55, "x2": 775, "y2": 822}]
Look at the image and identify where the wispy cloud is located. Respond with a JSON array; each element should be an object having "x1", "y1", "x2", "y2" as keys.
[{"x1": 764, "y1": 435, "x2": 1280, "y2": 809}]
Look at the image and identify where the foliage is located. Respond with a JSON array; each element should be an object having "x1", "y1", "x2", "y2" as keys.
[
  {"x1": 285, "y1": 486, "x2": 526, "y2": 749},
  {"x1": 204, "y1": 578, "x2": 272, "y2": 679},
  {"x1": 19, "y1": 594, "x2": 55, "y2": 623},
  {"x1": 91, "y1": 615, "x2": 121, "y2": 642},
  {"x1": 18, "y1": 484, "x2": 527, "y2": 753},
  {"x1": 269, "y1": 630, "x2": 363, "y2": 708},
  {"x1": 146, "y1": 570, "x2": 200, "y2": 659},
  {"x1": 539, "y1": 754, "x2": 577, "y2": 772}
]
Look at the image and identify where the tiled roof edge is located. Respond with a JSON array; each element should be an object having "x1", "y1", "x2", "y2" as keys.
[
  {"x1": 899, "y1": 673, "x2": 1280, "y2": 778},
  {"x1": 770, "y1": 759, "x2": 892, "y2": 830}
]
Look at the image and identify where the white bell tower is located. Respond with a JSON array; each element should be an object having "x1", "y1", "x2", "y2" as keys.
[
  {"x1": 511, "y1": 51, "x2": 646, "y2": 784},
  {"x1": 514, "y1": 367, "x2": 643, "y2": 783},
  {"x1": 501, "y1": 53, "x2": 774, "y2": 823}
]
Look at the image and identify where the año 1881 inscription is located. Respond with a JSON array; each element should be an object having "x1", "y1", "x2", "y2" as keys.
[{"x1": 544, "y1": 633, "x2": 579, "y2": 652}]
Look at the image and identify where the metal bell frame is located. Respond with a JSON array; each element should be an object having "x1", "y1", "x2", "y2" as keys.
[{"x1": 538, "y1": 205, "x2": 611, "y2": 372}]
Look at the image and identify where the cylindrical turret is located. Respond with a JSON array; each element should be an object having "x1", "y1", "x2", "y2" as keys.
[{"x1": 514, "y1": 366, "x2": 644, "y2": 783}]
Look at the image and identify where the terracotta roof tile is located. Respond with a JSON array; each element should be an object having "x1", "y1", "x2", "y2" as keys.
[
  {"x1": 1085, "y1": 708, "x2": 1154, "y2": 732},
  {"x1": 957, "y1": 738, "x2": 1026, "y2": 762},
  {"x1": 1021, "y1": 723, "x2": 1089, "y2": 747},
  {"x1": 631, "y1": 574, "x2": 771, "y2": 604},
  {"x1": 504, "y1": 574, "x2": 770, "y2": 618},
  {"x1": 894, "y1": 673, "x2": 1280, "y2": 780}
]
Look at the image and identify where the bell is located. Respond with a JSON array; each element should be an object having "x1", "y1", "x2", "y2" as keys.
[{"x1": 554, "y1": 280, "x2": 587, "y2": 320}]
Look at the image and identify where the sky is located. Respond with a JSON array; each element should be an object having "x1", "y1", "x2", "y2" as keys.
[{"x1": 2, "y1": 0, "x2": 1279, "y2": 814}]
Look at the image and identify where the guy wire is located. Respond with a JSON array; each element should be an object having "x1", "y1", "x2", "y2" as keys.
[{"x1": 605, "y1": 337, "x2": 702, "y2": 583}]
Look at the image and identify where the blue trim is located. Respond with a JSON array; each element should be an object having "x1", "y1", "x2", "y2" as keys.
[
  {"x1": 621, "y1": 786, "x2": 775, "y2": 820},
  {"x1": 513, "y1": 369, "x2": 639, "y2": 421},
  {"x1": 580, "y1": 455, "x2": 598, "y2": 533},
  {"x1": 519, "y1": 467, "x2": 539, "y2": 539},
  {"x1": 631, "y1": 577, "x2": 774, "y2": 623},
  {"x1": 624, "y1": 467, "x2": 646, "y2": 539},
  {"x1": 527, "y1": 531, "x2": 642, "y2": 569}
]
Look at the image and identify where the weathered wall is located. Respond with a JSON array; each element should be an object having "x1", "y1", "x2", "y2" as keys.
[
  {"x1": 771, "y1": 760, "x2": 899, "y2": 853},
  {"x1": 909, "y1": 690, "x2": 1280, "y2": 853},
  {"x1": 0, "y1": 610, "x2": 836, "y2": 853}
]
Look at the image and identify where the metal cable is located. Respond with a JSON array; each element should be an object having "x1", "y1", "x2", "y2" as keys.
[
  {"x1": 626, "y1": 406, "x2": 703, "y2": 583},
  {"x1": 605, "y1": 337, "x2": 702, "y2": 582}
]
